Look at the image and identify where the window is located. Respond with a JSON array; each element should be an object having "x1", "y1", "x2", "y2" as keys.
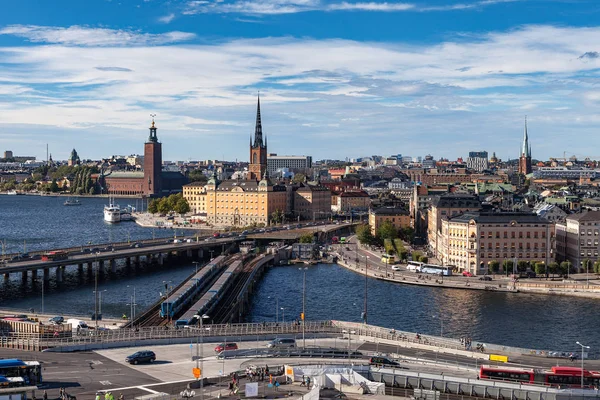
[
  {"x1": 526, "y1": 232, "x2": 531, "y2": 238},
  {"x1": 511, "y1": 232, "x2": 516, "y2": 238},
  {"x1": 519, "y1": 232, "x2": 523, "y2": 239}
]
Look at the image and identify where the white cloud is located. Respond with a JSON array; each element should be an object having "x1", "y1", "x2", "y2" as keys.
[
  {"x1": 158, "y1": 13, "x2": 176, "y2": 24},
  {"x1": 0, "y1": 25, "x2": 195, "y2": 46},
  {"x1": 327, "y1": 2, "x2": 414, "y2": 11}
]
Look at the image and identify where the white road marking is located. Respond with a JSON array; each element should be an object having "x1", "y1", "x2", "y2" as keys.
[
  {"x1": 138, "y1": 387, "x2": 159, "y2": 394},
  {"x1": 100, "y1": 381, "x2": 112, "y2": 386},
  {"x1": 104, "y1": 378, "x2": 196, "y2": 392}
]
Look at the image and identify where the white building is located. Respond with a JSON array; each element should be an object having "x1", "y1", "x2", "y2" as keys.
[
  {"x1": 466, "y1": 151, "x2": 489, "y2": 172},
  {"x1": 267, "y1": 154, "x2": 312, "y2": 174}
]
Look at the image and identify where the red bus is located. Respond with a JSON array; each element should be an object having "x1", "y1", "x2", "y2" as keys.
[
  {"x1": 480, "y1": 365, "x2": 600, "y2": 388},
  {"x1": 41, "y1": 251, "x2": 68, "y2": 262}
]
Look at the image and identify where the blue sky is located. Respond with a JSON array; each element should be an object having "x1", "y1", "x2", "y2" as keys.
[{"x1": 1, "y1": 0, "x2": 600, "y2": 162}]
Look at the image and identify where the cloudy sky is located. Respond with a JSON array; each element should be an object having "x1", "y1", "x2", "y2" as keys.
[{"x1": 1, "y1": 0, "x2": 600, "y2": 162}]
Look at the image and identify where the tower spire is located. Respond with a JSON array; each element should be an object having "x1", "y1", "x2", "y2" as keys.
[
  {"x1": 253, "y1": 94, "x2": 263, "y2": 148},
  {"x1": 148, "y1": 113, "x2": 158, "y2": 143},
  {"x1": 522, "y1": 116, "x2": 529, "y2": 157}
]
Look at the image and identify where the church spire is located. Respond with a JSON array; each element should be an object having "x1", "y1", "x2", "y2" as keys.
[
  {"x1": 253, "y1": 94, "x2": 264, "y2": 148},
  {"x1": 148, "y1": 113, "x2": 158, "y2": 143},
  {"x1": 522, "y1": 116, "x2": 530, "y2": 158}
]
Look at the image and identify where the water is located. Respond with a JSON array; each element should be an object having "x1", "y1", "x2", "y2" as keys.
[
  {"x1": 1, "y1": 195, "x2": 599, "y2": 354},
  {"x1": 0, "y1": 195, "x2": 180, "y2": 254}
]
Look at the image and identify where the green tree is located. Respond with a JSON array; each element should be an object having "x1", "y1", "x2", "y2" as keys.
[
  {"x1": 517, "y1": 260, "x2": 529, "y2": 273},
  {"x1": 270, "y1": 209, "x2": 284, "y2": 224},
  {"x1": 502, "y1": 260, "x2": 514, "y2": 275},
  {"x1": 399, "y1": 227, "x2": 415, "y2": 243},
  {"x1": 292, "y1": 173, "x2": 306, "y2": 183},
  {"x1": 594, "y1": 260, "x2": 600, "y2": 274},
  {"x1": 534, "y1": 262, "x2": 546, "y2": 276},
  {"x1": 560, "y1": 261, "x2": 572, "y2": 276},
  {"x1": 383, "y1": 239, "x2": 395, "y2": 255},
  {"x1": 299, "y1": 233, "x2": 314, "y2": 243},
  {"x1": 489, "y1": 260, "x2": 500, "y2": 274},
  {"x1": 355, "y1": 224, "x2": 375, "y2": 245},
  {"x1": 157, "y1": 197, "x2": 171, "y2": 214},
  {"x1": 412, "y1": 251, "x2": 422, "y2": 262},
  {"x1": 418, "y1": 255, "x2": 428, "y2": 263},
  {"x1": 148, "y1": 199, "x2": 159, "y2": 214},
  {"x1": 189, "y1": 169, "x2": 208, "y2": 183},
  {"x1": 377, "y1": 220, "x2": 398, "y2": 241},
  {"x1": 49, "y1": 179, "x2": 59, "y2": 192},
  {"x1": 174, "y1": 197, "x2": 190, "y2": 214},
  {"x1": 548, "y1": 261, "x2": 559, "y2": 277}
]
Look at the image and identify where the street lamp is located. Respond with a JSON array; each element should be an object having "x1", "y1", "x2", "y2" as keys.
[
  {"x1": 163, "y1": 280, "x2": 172, "y2": 323},
  {"x1": 362, "y1": 256, "x2": 369, "y2": 324},
  {"x1": 576, "y1": 341, "x2": 590, "y2": 388},
  {"x1": 192, "y1": 261, "x2": 200, "y2": 274},
  {"x1": 195, "y1": 314, "x2": 210, "y2": 400},
  {"x1": 127, "y1": 285, "x2": 136, "y2": 320},
  {"x1": 280, "y1": 307, "x2": 286, "y2": 323},
  {"x1": 93, "y1": 251, "x2": 100, "y2": 330},
  {"x1": 586, "y1": 260, "x2": 591, "y2": 289},
  {"x1": 93, "y1": 290, "x2": 107, "y2": 317},
  {"x1": 299, "y1": 267, "x2": 308, "y2": 348}
]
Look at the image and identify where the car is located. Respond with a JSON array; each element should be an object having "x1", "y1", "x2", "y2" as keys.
[
  {"x1": 479, "y1": 276, "x2": 492, "y2": 281},
  {"x1": 391, "y1": 265, "x2": 401, "y2": 271},
  {"x1": 214, "y1": 343, "x2": 239, "y2": 353},
  {"x1": 103, "y1": 246, "x2": 115, "y2": 252},
  {"x1": 267, "y1": 338, "x2": 296, "y2": 348},
  {"x1": 173, "y1": 239, "x2": 182, "y2": 244},
  {"x1": 369, "y1": 356, "x2": 400, "y2": 367},
  {"x1": 48, "y1": 316, "x2": 64, "y2": 325},
  {"x1": 462, "y1": 271, "x2": 473, "y2": 277},
  {"x1": 213, "y1": 233, "x2": 221, "y2": 238},
  {"x1": 126, "y1": 350, "x2": 156, "y2": 365}
]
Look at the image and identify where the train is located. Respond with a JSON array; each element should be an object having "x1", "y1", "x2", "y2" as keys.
[
  {"x1": 159, "y1": 255, "x2": 226, "y2": 318},
  {"x1": 175, "y1": 258, "x2": 244, "y2": 327},
  {"x1": 479, "y1": 364, "x2": 600, "y2": 388}
]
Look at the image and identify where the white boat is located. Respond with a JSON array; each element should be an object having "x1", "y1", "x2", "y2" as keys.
[
  {"x1": 104, "y1": 198, "x2": 121, "y2": 223},
  {"x1": 64, "y1": 198, "x2": 82, "y2": 206},
  {"x1": 7, "y1": 190, "x2": 17, "y2": 195}
]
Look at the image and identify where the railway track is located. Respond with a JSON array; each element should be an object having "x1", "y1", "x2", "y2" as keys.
[{"x1": 211, "y1": 257, "x2": 259, "y2": 324}]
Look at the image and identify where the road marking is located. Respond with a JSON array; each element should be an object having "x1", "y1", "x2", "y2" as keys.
[
  {"x1": 103, "y1": 378, "x2": 196, "y2": 392},
  {"x1": 100, "y1": 381, "x2": 112, "y2": 386},
  {"x1": 138, "y1": 387, "x2": 159, "y2": 394}
]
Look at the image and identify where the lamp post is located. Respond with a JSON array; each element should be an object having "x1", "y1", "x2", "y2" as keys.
[
  {"x1": 93, "y1": 289, "x2": 107, "y2": 316},
  {"x1": 586, "y1": 260, "x2": 590, "y2": 289},
  {"x1": 94, "y1": 251, "x2": 100, "y2": 330},
  {"x1": 362, "y1": 256, "x2": 369, "y2": 324},
  {"x1": 163, "y1": 280, "x2": 172, "y2": 323},
  {"x1": 192, "y1": 261, "x2": 200, "y2": 274},
  {"x1": 299, "y1": 267, "x2": 307, "y2": 348},
  {"x1": 576, "y1": 341, "x2": 590, "y2": 388},
  {"x1": 280, "y1": 307, "x2": 286, "y2": 323},
  {"x1": 196, "y1": 314, "x2": 210, "y2": 400},
  {"x1": 127, "y1": 285, "x2": 136, "y2": 320}
]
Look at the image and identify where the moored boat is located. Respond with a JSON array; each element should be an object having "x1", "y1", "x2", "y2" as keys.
[{"x1": 104, "y1": 198, "x2": 121, "y2": 223}]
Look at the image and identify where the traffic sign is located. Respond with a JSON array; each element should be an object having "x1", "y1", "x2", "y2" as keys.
[{"x1": 193, "y1": 368, "x2": 201, "y2": 379}]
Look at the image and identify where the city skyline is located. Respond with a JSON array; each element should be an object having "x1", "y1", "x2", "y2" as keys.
[{"x1": 1, "y1": 0, "x2": 600, "y2": 161}]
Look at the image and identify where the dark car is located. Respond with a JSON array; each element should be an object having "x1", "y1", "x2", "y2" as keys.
[
  {"x1": 48, "y1": 316, "x2": 64, "y2": 325},
  {"x1": 214, "y1": 343, "x2": 238, "y2": 353},
  {"x1": 126, "y1": 350, "x2": 156, "y2": 365},
  {"x1": 369, "y1": 356, "x2": 400, "y2": 367},
  {"x1": 478, "y1": 276, "x2": 492, "y2": 281}
]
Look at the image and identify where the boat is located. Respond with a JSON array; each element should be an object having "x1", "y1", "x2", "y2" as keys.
[
  {"x1": 104, "y1": 198, "x2": 121, "y2": 223},
  {"x1": 7, "y1": 190, "x2": 17, "y2": 195},
  {"x1": 64, "y1": 198, "x2": 82, "y2": 206},
  {"x1": 120, "y1": 206, "x2": 134, "y2": 221}
]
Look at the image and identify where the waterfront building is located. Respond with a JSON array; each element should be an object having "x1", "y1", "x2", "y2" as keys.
[
  {"x1": 428, "y1": 194, "x2": 482, "y2": 259},
  {"x1": 466, "y1": 151, "x2": 489, "y2": 172},
  {"x1": 440, "y1": 211, "x2": 552, "y2": 275},
  {"x1": 101, "y1": 118, "x2": 186, "y2": 196},
  {"x1": 267, "y1": 154, "x2": 312, "y2": 175},
  {"x1": 518, "y1": 118, "x2": 532, "y2": 175},
  {"x1": 369, "y1": 206, "x2": 410, "y2": 235},
  {"x1": 555, "y1": 211, "x2": 600, "y2": 269}
]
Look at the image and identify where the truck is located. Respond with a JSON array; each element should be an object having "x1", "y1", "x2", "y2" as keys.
[{"x1": 66, "y1": 319, "x2": 90, "y2": 335}]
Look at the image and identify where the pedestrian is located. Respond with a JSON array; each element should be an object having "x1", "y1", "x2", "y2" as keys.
[
  {"x1": 104, "y1": 391, "x2": 110, "y2": 400},
  {"x1": 95, "y1": 393, "x2": 101, "y2": 400},
  {"x1": 300, "y1": 375, "x2": 306, "y2": 387},
  {"x1": 228, "y1": 382, "x2": 234, "y2": 395},
  {"x1": 119, "y1": 393, "x2": 124, "y2": 400},
  {"x1": 59, "y1": 388, "x2": 64, "y2": 399}
]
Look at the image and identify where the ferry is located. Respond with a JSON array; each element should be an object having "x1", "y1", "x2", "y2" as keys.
[
  {"x1": 64, "y1": 198, "x2": 82, "y2": 206},
  {"x1": 104, "y1": 198, "x2": 121, "y2": 223}
]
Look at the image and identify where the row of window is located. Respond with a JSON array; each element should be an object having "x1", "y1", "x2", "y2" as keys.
[
  {"x1": 480, "y1": 253, "x2": 546, "y2": 259},
  {"x1": 579, "y1": 230, "x2": 599, "y2": 236},
  {"x1": 479, "y1": 231, "x2": 546, "y2": 239}
]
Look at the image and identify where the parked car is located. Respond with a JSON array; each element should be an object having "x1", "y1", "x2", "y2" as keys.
[
  {"x1": 478, "y1": 276, "x2": 492, "y2": 281},
  {"x1": 126, "y1": 350, "x2": 156, "y2": 365},
  {"x1": 267, "y1": 338, "x2": 296, "y2": 348},
  {"x1": 48, "y1": 316, "x2": 64, "y2": 325},
  {"x1": 214, "y1": 343, "x2": 238, "y2": 353},
  {"x1": 369, "y1": 356, "x2": 400, "y2": 367},
  {"x1": 462, "y1": 271, "x2": 473, "y2": 277}
]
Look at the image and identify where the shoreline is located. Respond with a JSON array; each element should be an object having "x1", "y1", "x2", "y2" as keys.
[{"x1": 335, "y1": 250, "x2": 600, "y2": 300}]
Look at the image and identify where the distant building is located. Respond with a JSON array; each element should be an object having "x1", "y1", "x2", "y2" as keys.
[
  {"x1": 422, "y1": 154, "x2": 436, "y2": 169},
  {"x1": 369, "y1": 207, "x2": 410, "y2": 236},
  {"x1": 293, "y1": 182, "x2": 331, "y2": 221},
  {"x1": 267, "y1": 154, "x2": 312, "y2": 174},
  {"x1": 466, "y1": 151, "x2": 488, "y2": 172},
  {"x1": 67, "y1": 148, "x2": 80, "y2": 166},
  {"x1": 331, "y1": 190, "x2": 370, "y2": 214},
  {"x1": 556, "y1": 211, "x2": 600, "y2": 269},
  {"x1": 3, "y1": 151, "x2": 13, "y2": 159}
]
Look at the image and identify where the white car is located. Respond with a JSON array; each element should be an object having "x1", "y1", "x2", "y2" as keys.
[{"x1": 391, "y1": 265, "x2": 401, "y2": 271}]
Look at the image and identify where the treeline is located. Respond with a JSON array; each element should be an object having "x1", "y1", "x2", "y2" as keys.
[
  {"x1": 70, "y1": 166, "x2": 97, "y2": 195},
  {"x1": 148, "y1": 193, "x2": 190, "y2": 215}
]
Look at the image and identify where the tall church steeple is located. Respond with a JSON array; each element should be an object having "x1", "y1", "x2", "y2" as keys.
[
  {"x1": 519, "y1": 116, "x2": 532, "y2": 175},
  {"x1": 249, "y1": 94, "x2": 268, "y2": 180}
]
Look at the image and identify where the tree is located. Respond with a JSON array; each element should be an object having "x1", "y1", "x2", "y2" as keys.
[
  {"x1": 502, "y1": 260, "x2": 514, "y2": 275},
  {"x1": 517, "y1": 260, "x2": 529, "y2": 273},
  {"x1": 594, "y1": 260, "x2": 600, "y2": 274},
  {"x1": 148, "y1": 199, "x2": 158, "y2": 214},
  {"x1": 534, "y1": 262, "x2": 546, "y2": 276},
  {"x1": 157, "y1": 197, "x2": 171, "y2": 214},
  {"x1": 376, "y1": 220, "x2": 398, "y2": 242},
  {"x1": 49, "y1": 179, "x2": 59, "y2": 193},
  {"x1": 489, "y1": 260, "x2": 500, "y2": 274},
  {"x1": 560, "y1": 261, "x2": 572, "y2": 276},
  {"x1": 412, "y1": 251, "x2": 422, "y2": 262},
  {"x1": 548, "y1": 262, "x2": 559, "y2": 277},
  {"x1": 189, "y1": 169, "x2": 208, "y2": 183},
  {"x1": 174, "y1": 197, "x2": 190, "y2": 215},
  {"x1": 399, "y1": 227, "x2": 415, "y2": 243},
  {"x1": 355, "y1": 224, "x2": 375, "y2": 245},
  {"x1": 270, "y1": 209, "x2": 284, "y2": 224},
  {"x1": 582, "y1": 258, "x2": 592, "y2": 274},
  {"x1": 299, "y1": 233, "x2": 314, "y2": 243},
  {"x1": 418, "y1": 255, "x2": 428, "y2": 263},
  {"x1": 292, "y1": 173, "x2": 306, "y2": 184}
]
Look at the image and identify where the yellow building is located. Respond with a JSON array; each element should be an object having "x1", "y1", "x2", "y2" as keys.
[
  {"x1": 369, "y1": 207, "x2": 411, "y2": 235},
  {"x1": 294, "y1": 183, "x2": 332, "y2": 221},
  {"x1": 182, "y1": 181, "x2": 207, "y2": 214}
]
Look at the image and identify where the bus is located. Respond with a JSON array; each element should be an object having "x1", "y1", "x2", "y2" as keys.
[
  {"x1": 41, "y1": 250, "x2": 68, "y2": 262},
  {"x1": 0, "y1": 359, "x2": 42, "y2": 386},
  {"x1": 381, "y1": 254, "x2": 396, "y2": 264},
  {"x1": 407, "y1": 261, "x2": 424, "y2": 271},
  {"x1": 420, "y1": 264, "x2": 453, "y2": 276}
]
